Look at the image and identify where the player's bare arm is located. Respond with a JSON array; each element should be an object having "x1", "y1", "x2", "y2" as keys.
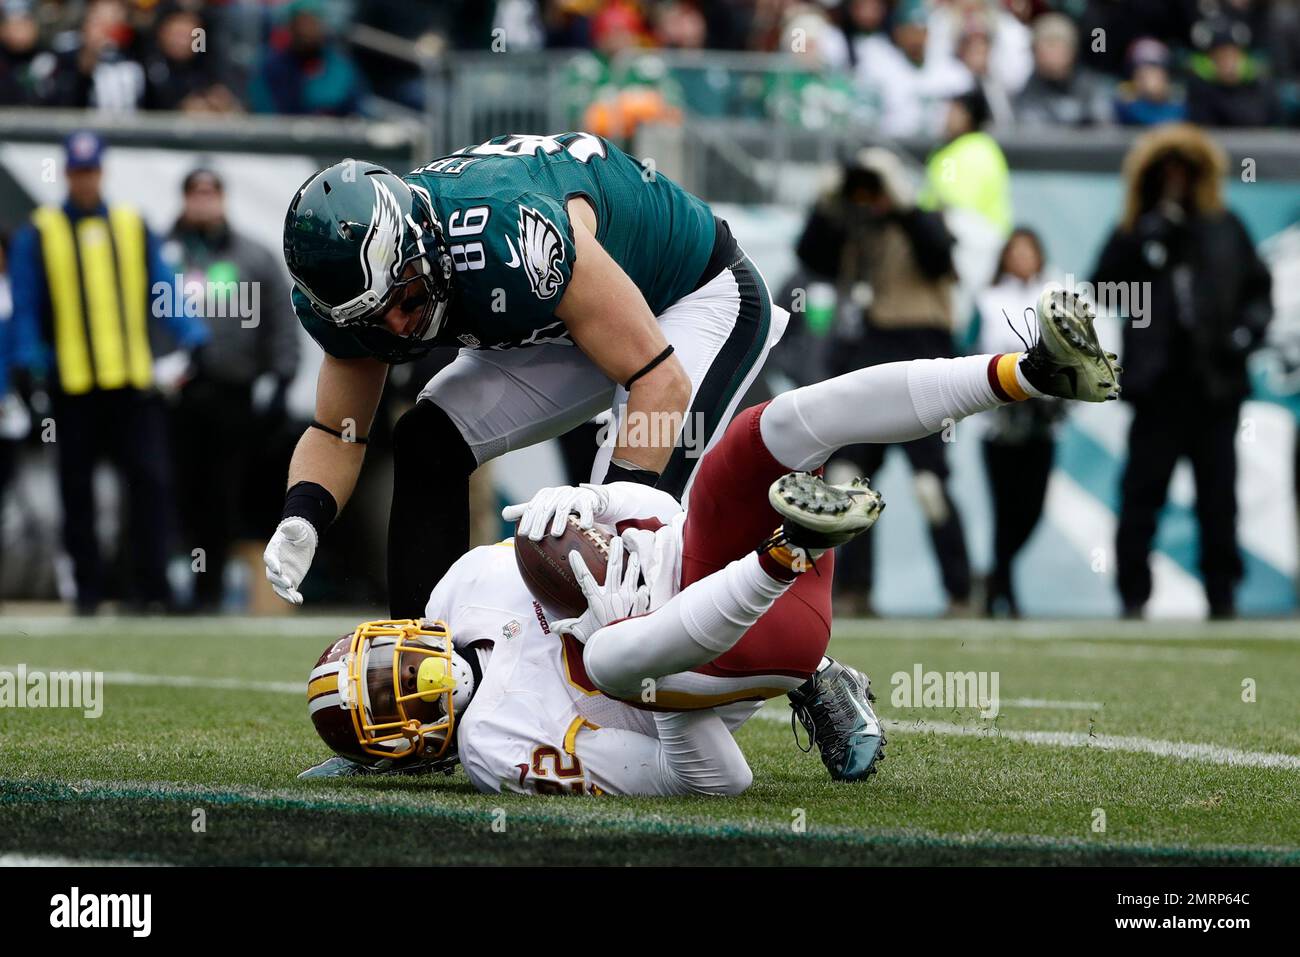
[
  {"x1": 289, "y1": 354, "x2": 388, "y2": 506},
  {"x1": 264, "y1": 354, "x2": 387, "y2": 604},
  {"x1": 557, "y1": 197, "x2": 692, "y2": 476}
]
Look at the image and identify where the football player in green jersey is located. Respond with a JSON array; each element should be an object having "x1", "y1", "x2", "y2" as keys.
[{"x1": 265, "y1": 132, "x2": 786, "y2": 617}]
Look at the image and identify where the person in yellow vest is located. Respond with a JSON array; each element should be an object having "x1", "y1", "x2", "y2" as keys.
[
  {"x1": 7, "y1": 130, "x2": 208, "y2": 614},
  {"x1": 920, "y1": 87, "x2": 1012, "y2": 237}
]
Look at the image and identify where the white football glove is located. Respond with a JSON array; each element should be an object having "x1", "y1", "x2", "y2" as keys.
[
  {"x1": 502, "y1": 484, "x2": 609, "y2": 540},
  {"x1": 263, "y1": 517, "x2": 318, "y2": 606},
  {"x1": 552, "y1": 535, "x2": 648, "y2": 644}
]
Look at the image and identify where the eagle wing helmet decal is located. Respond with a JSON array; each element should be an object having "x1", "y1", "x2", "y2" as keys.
[
  {"x1": 361, "y1": 178, "x2": 405, "y2": 302},
  {"x1": 513, "y1": 205, "x2": 566, "y2": 300}
]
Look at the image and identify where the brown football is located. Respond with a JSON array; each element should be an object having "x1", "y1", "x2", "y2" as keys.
[{"x1": 514, "y1": 515, "x2": 616, "y2": 619}]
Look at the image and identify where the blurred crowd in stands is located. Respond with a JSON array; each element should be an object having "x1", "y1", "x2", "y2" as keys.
[{"x1": 1, "y1": 0, "x2": 1300, "y2": 131}]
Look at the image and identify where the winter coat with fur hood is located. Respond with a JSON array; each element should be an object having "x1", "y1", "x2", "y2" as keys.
[{"x1": 1091, "y1": 123, "x2": 1271, "y2": 404}]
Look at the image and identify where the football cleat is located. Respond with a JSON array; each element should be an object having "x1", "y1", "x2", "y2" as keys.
[
  {"x1": 1019, "y1": 286, "x2": 1122, "y2": 402},
  {"x1": 768, "y1": 472, "x2": 884, "y2": 551},
  {"x1": 788, "y1": 658, "x2": 886, "y2": 782},
  {"x1": 298, "y1": 755, "x2": 373, "y2": 779},
  {"x1": 297, "y1": 755, "x2": 450, "y2": 779}
]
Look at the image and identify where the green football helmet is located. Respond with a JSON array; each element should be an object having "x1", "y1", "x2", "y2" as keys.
[{"x1": 283, "y1": 160, "x2": 454, "y2": 362}]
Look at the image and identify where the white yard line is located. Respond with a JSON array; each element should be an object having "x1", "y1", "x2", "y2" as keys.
[
  {"x1": 0, "y1": 666, "x2": 300, "y2": 695},
  {"x1": 93, "y1": 670, "x2": 302, "y2": 694},
  {"x1": 755, "y1": 709, "x2": 1300, "y2": 770},
  {"x1": 1000, "y1": 697, "x2": 1102, "y2": 711}
]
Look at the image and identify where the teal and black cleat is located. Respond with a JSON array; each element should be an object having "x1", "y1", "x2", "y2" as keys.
[
  {"x1": 787, "y1": 658, "x2": 886, "y2": 782},
  {"x1": 297, "y1": 755, "x2": 372, "y2": 779},
  {"x1": 1020, "y1": 286, "x2": 1122, "y2": 403},
  {"x1": 297, "y1": 755, "x2": 451, "y2": 779},
  {"x1": 768, "y1": 472, "x2": 884, "y2": 551}
]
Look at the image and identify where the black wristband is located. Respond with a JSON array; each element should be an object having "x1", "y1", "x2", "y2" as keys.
[
  {"x1": 605, "y1": 460, "x2": 661, "y2": 487},
  {"x1": 282, "y1": 481, "x2": 339, "y2": 535},
  {"x1": 623, "y1": 344, "x2": 675, "y2": 391}
]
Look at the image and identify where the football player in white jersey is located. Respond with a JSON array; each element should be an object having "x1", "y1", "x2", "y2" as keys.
[{"x1": 302, "y1": 289, "x2": 1119, "y2": 795}]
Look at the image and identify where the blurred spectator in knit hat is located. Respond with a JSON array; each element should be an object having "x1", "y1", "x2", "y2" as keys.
[
  {"x1": 1203, "y1": 0, "x2": 1270, "y2": 49},
  {"x1": 769, "y1": 3, "x2": 859, "y2": 129},
  {"x1": 249, "y1": 0, "x2": 366, "y2": 116},
  {"x1": 143, "y1": 3, "x2": 240, "y2": 113},
  {"x1": 591, "y1": 0, "x2": 648, "y2": 58},
  {"x1": 0, "y1": 0, "x2": 53, "y2": 105},
  {"x1": 855, "y1": 0, "x2": 970, "y2": 138},
  {"x1": 1187, "y1": 16, "x2": 1278, "y2": 127},
  {"x1": 926, "y1": 0, "x2": 1033, "y2": 98},
  {"x1": 955, "y1": 16, "x2": 1015, "y2": 127},
  {"x1": 841, "y1": 0, "x2": 890, "y2": 71},
  {"x1": 45, "y1": 0, "x2": 146, "y2": 111},
  {"x1": 780, "y1": 3, "x2": 849, "y2": 70},
  {"x1": 1114, "y1": 38, "x2": 1187, "y2": 126},
  {"x1": 654, "y1": 1, "x2": 707, "y2": 50},
  {"x1": 1015, "y1": 12, "x2": 1111, "y2": 127}
]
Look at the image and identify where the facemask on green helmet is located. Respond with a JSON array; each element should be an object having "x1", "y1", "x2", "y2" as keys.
[{"x1": 284, "y1": 162, "x2": 454, "y2": 353}]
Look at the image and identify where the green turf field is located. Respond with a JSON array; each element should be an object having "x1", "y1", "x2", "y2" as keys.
[{"x1": 2, "y1": 615, "x2": 1298, "y2": 866}]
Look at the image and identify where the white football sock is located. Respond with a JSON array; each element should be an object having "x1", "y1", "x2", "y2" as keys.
[
  {"x1": 759, "y1": 355, "x2": 1014, "y2": 471},
  {"x1": 583, "y1": 552, "x2": 789, "y2": 700}
]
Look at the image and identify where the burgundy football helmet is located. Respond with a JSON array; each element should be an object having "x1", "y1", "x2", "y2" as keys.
[{"x1": 306, "y1": 619, "x2": 471, "y2": 771}]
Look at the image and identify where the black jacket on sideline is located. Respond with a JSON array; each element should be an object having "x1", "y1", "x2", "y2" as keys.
[{"x1": 1092, "y1": 208, "x2": 1271, "y2": 405}]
